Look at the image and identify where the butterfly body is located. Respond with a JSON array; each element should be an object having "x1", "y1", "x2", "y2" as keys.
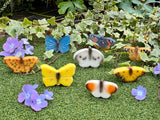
[
  {"x1": 41, "y1": 63, "x2": 76, "y2": 87},
  {"x1": 73, "y1": 46, "x2": 104, "y2": 68},
  {"x1": 4, "y1": 56, "x2": 39, "y2": 73},
  {"x1": 123, "y1": 46, "x2": 151, "y2": 61},
  {"x1": 114, "y1": 66, "x2": 146, "y2": 82},
  {"x1": 88, "y1": 34, "x2": 115, "y2": 50},
  {"x1": 45, "y1": 35, "x2": 70, "y2": 53},
  {"x1": 86, "y1": 79, "x2": 118, "y2": 98}
]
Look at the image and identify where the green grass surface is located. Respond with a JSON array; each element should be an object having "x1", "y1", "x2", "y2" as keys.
[{"x1": 0, "y1": 38, "x2": 160, "y2": 120}]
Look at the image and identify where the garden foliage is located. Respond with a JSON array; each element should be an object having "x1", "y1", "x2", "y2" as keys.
[{"x1": 0, "y1": 1, "x2": 159, "y2": 73}]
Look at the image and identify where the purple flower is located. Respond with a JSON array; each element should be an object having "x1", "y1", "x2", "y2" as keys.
[
  {"x1": 18, "y1": 40, "x2": 24, "y2": 49},
  {"x1": 131, "y1": 85, "x2": 147, "y2": 100},
  {"x1": 154, "y1": 64, "x2": 160, "y2": 75},
  {"x1": 18, "y1": 84, "x2": 38, "y2": 106},
  {"x1": 3, "y1": 37, "x2": 19, "y2": 53},
  {"x1": 43, "y1": 90, "x2": 53, "y2": 100},
  {"x1": 0, "y1": 51, "x2": 14, "y2": 56},
  {"x1": 21, "y1": 38, "x2": 29, "y2": 44},
  {"x1": 30, "y1": 93, "x2": 48, "y2": 111},
  {"x1": 25, "y1": 45, "x2": 34, "y2": 55},
  {"x1": 14, "y1": 48, "x2": 26, "y2": 57}
]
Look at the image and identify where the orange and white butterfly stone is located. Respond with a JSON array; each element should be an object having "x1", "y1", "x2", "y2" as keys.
[
  {"x1": 114, "y1": 65, "x2": 146, "y2": 82},
  {"x1": 86, "y1": 79, "x2": 118, "y2": 98},
  {"x1": 4, "y1": 56, "x2": 39, "y2": 73}
]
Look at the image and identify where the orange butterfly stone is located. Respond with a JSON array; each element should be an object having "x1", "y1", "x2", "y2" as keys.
[
  {"x1": 123, "y1": 46, "x2": 151, "y2": 61},
  {"x1": 4, "y1": 56, "x2": 39, "y2": 73}
]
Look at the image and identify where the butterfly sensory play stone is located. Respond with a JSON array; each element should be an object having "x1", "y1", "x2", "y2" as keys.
[
  {"x1": 88, "y1": 34, "x2": 115, "y2": 50},
  {"x1": 41, "y1": 63, "x2": 76, "y2": 87},
  {"x1": 114, "y1": 66, "x2": 146, "y2": 82},
  {"x1": 86, "y1": 79, "x2": 118, "y2": 98},
  {"x1": 4, "y1": 56, "x2": 39, "y2": 73},
  {"x1": 45, "y1": 35, "x2": 70, "y2": 53},
  {"x1": 123, "y1": 46, "x2": 151, "y2": 61},
  {"x1": 73, "y1": 46, "x2": 104, "y2": 68}
]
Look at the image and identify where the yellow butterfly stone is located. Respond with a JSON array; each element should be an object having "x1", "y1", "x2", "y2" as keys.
[
  {"x1": 41, "y1": 63, "x2": 76, "y2": 87},
  {"x1": 114, "y1": 66, "x2": 146, "y2": 82}
]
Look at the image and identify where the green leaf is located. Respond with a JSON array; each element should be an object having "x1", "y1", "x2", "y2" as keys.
[
  {"x1": 139, "y1": 52, "x2": 149, "y2": 62},
  {"x1": 64, "y1": 26, "x2": 71, "y2": 34},
  {"x1": 22, "y1": 18, "x2": 32, "y2": 27},
  {"x1": 118, "y1": 61, "x2": 130, "y2": 66},
  {"x1": 114, "y1": 42, "x2": 126, "y2": 49},
  {"x1": 104, "y1": 55, "x2": 113, "y2": 62},
  {"x1": 145, "y1": 0, "x2": 160, "y2": 4},
  {"x1": 43, "y1": 50, "x2": 54, "y2": 60},
  {"x1": 38, "y1": 18, "x2": 48, "y2": 25},
  {"x1": 84, "y1": 10, "x2": 93, "y2": 19},
  {"x1": 108, "y1": 69, "x2": 114, "y2": 75},
  {"x1": 36, "y1": 60, "x2": 43, "y2": 69},
  {"x1": 113, "y1": 32, "x2": 120, "y2": 38},
  {"x1": 36, "y1": 32, "x2": 45, "y2": 38},
  {"x1": 143, "y1": 4, "x2": 153, "y2": 12},
  {"x1": 132, "y1": 0, "x2": 143, "y2": 5},
  {"x1": 119, "y1": 0, "x2": 134, "y2": 14},
  {"x1": 73, "y1": 0, "x2": 84, "y2": 9},
  {"x1": 0, "y1": 17, "x2": 10, "y2": 24},
  {"x1": 150, "y1": 49, "x2": 160, "y2": 58},
  {"x1": 47, "y1": 17, "x2": 56, "y2": 26},
  {"x1": 58, "y1": 1, "x2": 74, "y2": 14}
]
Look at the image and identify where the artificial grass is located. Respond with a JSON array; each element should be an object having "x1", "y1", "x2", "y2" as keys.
[{"x1": 0, "y1": 38, "x2": 160, "y2": 120}]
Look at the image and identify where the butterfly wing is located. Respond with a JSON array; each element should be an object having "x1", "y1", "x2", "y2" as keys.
[
  {"x1": 102, "y1": 81, "x2": 118, "y2": 98},
  {"x1": 88, "y1": 34, "x2": 115, "y2": 50},
  {"x1": 58, "y1": 35, "x2": 70, "y2": 53},
  {"x1": 23, "y1": 56, "x2": 39, "y2": 72},
  {"x1": 123, "y1": 46, "x2": 151, "y2": 61},
  {"x1": 45, "y1": 35, "x2": 58, "y2": 52},
  {"x1": 4, "y1": 56, "x2": 23, "y2": 73},
  {"x1": 41, "y1": 64, "x2": 58, "y2": 87},
  {"x1": 114, "y1": 66, "x2": 146, "y2": 82},
  {"x1": 138, "y1": 47, "x2": 151, "y2": 55},
  {"x1": 86, "y1": 80, "x2": 118, "y2": 98},
  {"x1": 58, "y1": 63, "x2": 76, "y2": 86},
  {"x1": 73, "y1": 47, "x2": 104, "y2": 68}
]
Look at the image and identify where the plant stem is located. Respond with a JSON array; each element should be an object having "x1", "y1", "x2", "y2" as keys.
[{"x1": 27, "y1": 53, "x2": 63, "y2": 75}]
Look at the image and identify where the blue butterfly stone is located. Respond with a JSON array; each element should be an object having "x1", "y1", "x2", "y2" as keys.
[{"x1": 45, "y1": 35, "x2": 70, "y2": 53}]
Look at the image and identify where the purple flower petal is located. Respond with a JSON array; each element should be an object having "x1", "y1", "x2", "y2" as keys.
[
  {"x1": 25, "y1": 98, "x2": 33, "y2": 106},
  {"x1": 21, "y1": 38, "x2": 29, "y2": 44},
  {"x1": 25, "y1": 45, "x2": 34, "y2": 55},
  {"x1": 18, "y1": 40, "x2": 24, "y2": 49},
  {"x1": 3, "y1": 37, "x2": 19, "y2": 53},
  {"x1": 31, "y1": 104, "x2": 42, "y2": 111},
  {"x1": 14, "y1": 48, "x2": 25, "y2": 57},
  {"x1": 40, "y1": 100, "x2": 48, "y2": 108},
  {"x1": 44, "y1": 90, "x2": 53, "y2": 100},
  {"x1": 131, "y1": 88, "x2": 137, "y2": 96},
  {"x1": 0, "y1": 51, "x2": 14, "y2": 57},
  {"x1": 18, "y1": 84, "x2": 38, "y2": 106},
  {"x1": 135, "y1": 95, "x2": 146, "y2": 100},
  {"x1": 154, "y1": 64, "x2": 160, "y2": 75},
  {"x1": 30, "y1": 93, "x2": 48, "y2": 111},
  {"x1": 18, "y1": 92, "x2": 25, "y2": 103},
  {"x1": 131, "y1": 85, "x2": 146, "y2": 101}
]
